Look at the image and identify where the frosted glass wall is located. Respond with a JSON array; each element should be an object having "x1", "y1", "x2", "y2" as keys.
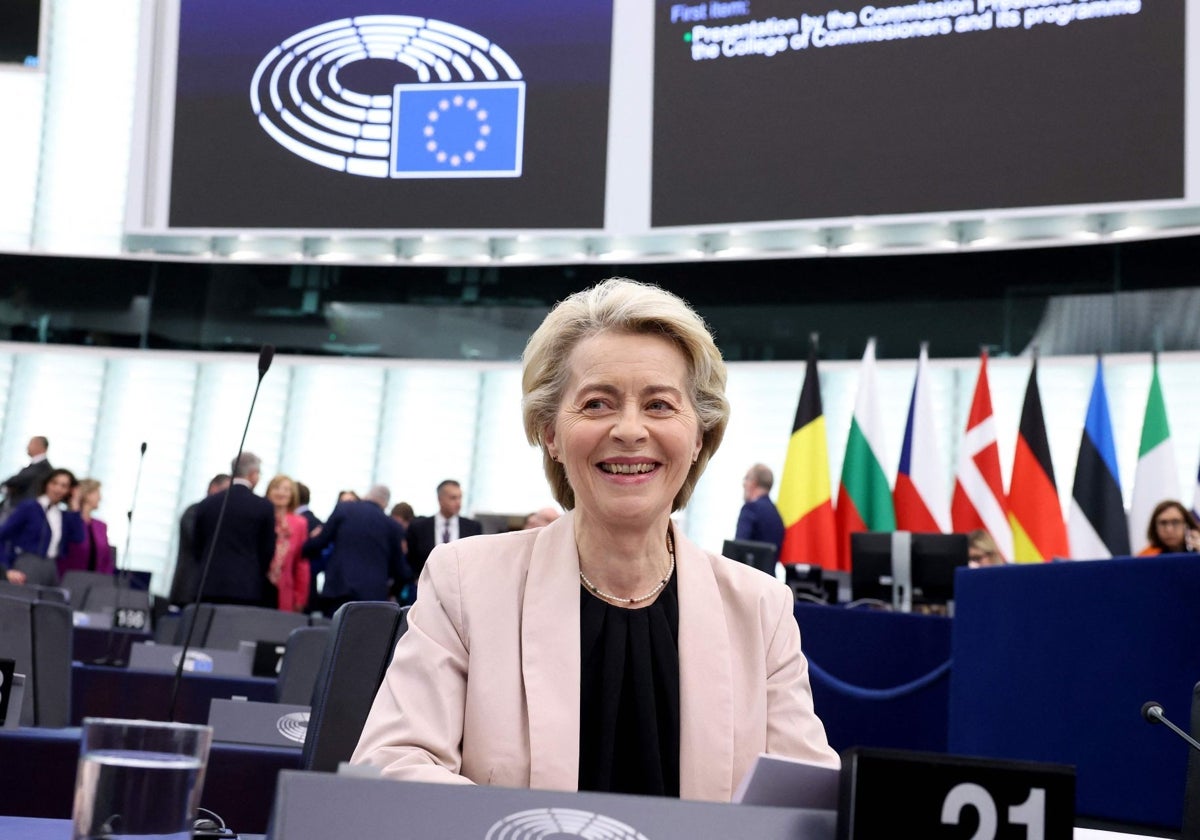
[{"x1": 0, "y1": 342, "x2": 1197, "y2": 595}]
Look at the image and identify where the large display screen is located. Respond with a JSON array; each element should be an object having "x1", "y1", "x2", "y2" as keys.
[
  {"x1": 167, "y1": 0, "x2": 613, "y2": 229},
  {"x1": 651, "y1": 0, "x2": 1184, "y2": 226}
]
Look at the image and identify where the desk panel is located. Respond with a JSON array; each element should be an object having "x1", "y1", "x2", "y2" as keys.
[
  {"x1": 949, "y1": 555, "x2": 1200, "y2": 830},
  {"x1": 71, "y1": 663, "x2": 276, "y2": 725},
  {"x1": 0, "y1": 727, "x2": 298, "y2": 833},
  {"x1": 794, "y1": 603, "x2": 951, "y2": 753}
]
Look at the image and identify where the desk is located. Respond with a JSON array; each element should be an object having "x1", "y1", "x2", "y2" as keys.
[
  {"x1": 71, "y1": 662, "x2": 276, "y2": 725},
  {"x1": 794, "y1": 602, "x2": 952, "y2": 753},
  {"x1": 0, "y1": 727, "x2": 298, "y2": 833},
  {"x1": 71, "y1": 625, "x2": 152, "y2": 664}
]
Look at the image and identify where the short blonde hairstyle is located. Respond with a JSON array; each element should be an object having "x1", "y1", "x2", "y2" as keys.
[
  {"x1": 521, "y1": 278, "x2": 729, "y2": 511},
  {"x1": 76, "y1": 478, "x2": 101, "y2": 506},
  {"x1": 266, "y1": 474, "x2": 298, "y2": 511}
]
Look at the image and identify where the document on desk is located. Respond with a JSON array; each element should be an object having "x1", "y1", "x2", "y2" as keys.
[{"x1": 733, "y1": 753, "x2": 840, "y2": 809}]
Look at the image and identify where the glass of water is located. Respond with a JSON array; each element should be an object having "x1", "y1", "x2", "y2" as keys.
[{"x1": 72, "y1": 717, "x2": 213, "y2": 840}]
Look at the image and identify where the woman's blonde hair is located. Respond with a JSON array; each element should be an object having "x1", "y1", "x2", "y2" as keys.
[
  {"x1": 266, "y1": 474, "x2": 298, "y2": 511},
  {"x1": 521, "y1": 278, "x2": 729, "y2": 511},
  {"x1": 76, "y1": 478, "x2": 101, "y2": 507}
]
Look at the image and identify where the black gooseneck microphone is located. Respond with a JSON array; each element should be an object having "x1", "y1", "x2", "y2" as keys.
[
  {"x1": 1142, "y1": 700, "x2": 1200, "y2": 752},
  {"x1": 168, "y1": 345, "x2": 275, "y2": 721},
  {"x1": 92, "y1": 441, "x2": 148, "y2": 666}
]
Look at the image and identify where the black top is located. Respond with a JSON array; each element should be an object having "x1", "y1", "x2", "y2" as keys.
[{"x1": 578, "y1": 572, "x2": 680, "y2": 797}]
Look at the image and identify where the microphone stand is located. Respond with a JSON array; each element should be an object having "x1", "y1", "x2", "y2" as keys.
[
  {"x1": 1142, "y1": 700, "x2": 1200, "y2": 752},
  {"x1": 93, "y1": 442, "x2": 147, "y2": 667},
  {"x1": 168, "y1": 345, "x2": 274, "y2": 722}
]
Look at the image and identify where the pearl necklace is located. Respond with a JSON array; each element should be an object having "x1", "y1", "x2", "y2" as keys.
[{"x1": 579, "y1": 530, "x2": 676, "y2": 606}]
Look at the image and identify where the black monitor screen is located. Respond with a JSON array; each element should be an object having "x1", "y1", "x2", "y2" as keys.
[
  {"x1": 0, "y1": 0, "x2": 41, "y2": 66},
  {"x1": 722, "y1": 539, "x2": 778, "y2": 578},
  {"x1": 911, "y1": 534, "x2": 969, "y2": 606},
  {"x1": 850, "y1": 532, "x2": 893, "y2": 603}
]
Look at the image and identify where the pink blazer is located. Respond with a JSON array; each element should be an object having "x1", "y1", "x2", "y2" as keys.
[
  {"x1": 273, "y1": 513, "x2": 310, "y2": 613},
  {"x1": 352, "y1": 511, "x2": 838, "y2": 801}
]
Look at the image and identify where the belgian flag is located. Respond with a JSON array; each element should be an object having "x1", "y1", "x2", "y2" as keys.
[
  {"x1": 777, "y1": 348, "x2": 839, "y2": 569},
  {"x1": 1008, "y1": 358, "x2": 1070, "y2": 562}
]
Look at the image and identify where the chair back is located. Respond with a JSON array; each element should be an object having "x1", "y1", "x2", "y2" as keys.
[
  {"x1": 60, "y1": 570, "x2": 119, "y2": 610},
  {"x1": 0, "y1": 594, "x2": 72, "y2": 726},
  {"x1": 176, "y1": 603, "x2": 310, "y2": 650},
  {"x1": 275, "y1": 625, "x2": 331, "y2": 705},
  {"x1": 301, "y1": 602, "x2": 409, "y2": 772}
]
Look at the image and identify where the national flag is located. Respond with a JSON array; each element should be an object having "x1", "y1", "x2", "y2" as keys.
[
  {"x1": 1193, "y1": 454, "x2": 1200, "y2": 522},
  {"x1": 392, "y1": 81, "x2": 525, "y2": 178},
  {"x1": 777, "y1": 348, "x2": 839, "y2": 569},
  {"x1": 894, "y1": 343, "x2": 949, "y2": 533},
  {"x1": 835, "y1": 339, "x2": 896, "y2": 570},
  {"x1": 1067, "y1": 357, "x2": 1129, "y2": 558},
  {"x1": 951, "y1": 350, "x2": 1013, "y2": 561},
  {"x1": 1007, "y1": 358, "x2": 1069, "y2": 562},
  {"x1": 1128, "y1": 358, "x2": 1179, "y2": 553}
]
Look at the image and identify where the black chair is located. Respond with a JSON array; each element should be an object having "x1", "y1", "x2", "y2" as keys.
[
  {"x1": 176, "y1": 603, "x2": 310, "y2": 650},
  {"x1": 1185, "y1": 681, "x2": 1200, "y2": 838},
  {"x1": 60, "y1": 570, "x2": 120, "y2": 611},
  {"x1": 301, "y1": 602, "x2": 409, "y2": 772},
  {"x1": 0, "y1": 580, "x2": 68, "y2": 604},
  {"x1": 275, "y1": 625, "x2": 331, "y2": 705},
  {"x1": 0, "y1": 594, "x2": 72, "y2": 726}
]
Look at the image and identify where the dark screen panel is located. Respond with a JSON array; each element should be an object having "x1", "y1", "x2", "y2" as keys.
[
  {"x1": 652, "y1": 0, "x2": 1184, "y2": 226},
  {"x1": 168, "y1": 0, "x2": 613, "y2": 229},
  {"x1": 0, "y1": 0, "x2": 41, "y2": 66}
]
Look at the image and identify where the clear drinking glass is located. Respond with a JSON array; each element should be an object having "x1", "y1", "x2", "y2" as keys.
[{"x1": 72, "y1": 717, "x2": 213, "y2": 840}]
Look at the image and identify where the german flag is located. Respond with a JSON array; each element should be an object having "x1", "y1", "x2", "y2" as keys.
[
  {"x1": 777, "y1": 348, "x2": 839, "y2": 569},
  {"x1": 1008, "y1": 358, "x2": 1070, "y2": 562}
]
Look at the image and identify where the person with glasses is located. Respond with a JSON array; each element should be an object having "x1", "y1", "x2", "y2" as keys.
[{"x1": 1138, "y1": 500, "x2": 1200, "y2": 556}]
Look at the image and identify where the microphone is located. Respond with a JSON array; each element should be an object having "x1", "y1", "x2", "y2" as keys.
[
  {"x1": 1142, "y1": 700, "x2": 1200, "y2": 752},
  {"x1": 168, "y1": 345, "x2": 274, "y2": 721},
  {"x1": 92, "y1": 441, "x2": 148, "y2": 667}
]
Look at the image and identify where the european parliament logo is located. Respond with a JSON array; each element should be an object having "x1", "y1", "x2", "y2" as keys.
[{"x1": 250, "y1": 16, "x2": 526, "y2": 179}]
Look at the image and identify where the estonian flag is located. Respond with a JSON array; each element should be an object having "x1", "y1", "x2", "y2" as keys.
[{"x1": 1067, "y1": 357, "x2": 1129, "y2": 559}]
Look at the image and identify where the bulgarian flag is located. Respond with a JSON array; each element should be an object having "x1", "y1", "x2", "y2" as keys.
[
  {"x1": 1128, "y1": 358, "x2": 1179, "y2": 554},
  {"x1": 894, "y1": 343, "x2": 949, "y2": 533},
  {"x1": 951, "y1": 350, "x2": 1013, "y2": 561},
  {"x1": 777, "y1": 347, "x2": 839, "y2": 569},
  {"x1": 1007, "y1": 358, "x2": 1069, "y2": 562},
  {"x1": 835, "y1": 339, "x2": 895, "y2": 570}
]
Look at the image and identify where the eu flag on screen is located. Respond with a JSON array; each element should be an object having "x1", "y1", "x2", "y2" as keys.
[{"x1": 391, "y1": 81, "x2": 525, "y2": 178}]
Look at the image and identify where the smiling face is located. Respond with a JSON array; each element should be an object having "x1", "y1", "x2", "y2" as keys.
[
  {"x1": 544, "y1": 331, "x2": 702, "y2": 533},
  {"x1": 268, "y1": 478, "x2": 295, "y2": 511}
]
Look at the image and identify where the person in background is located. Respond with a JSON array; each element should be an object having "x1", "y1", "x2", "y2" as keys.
[
  {"x1": 337, "y1": 489, "x2": 360, "y2": 505},
  {"x1": 1138, "y1": 500, "x2": 1200, "y2": 556},
  {"x1": 0, "y1": 468, "x2": 82, "y2": 585},
  {"x1": 354, "y1": 278, "x2": 836, "y2": 798},
  {"x1": 523, "y1": 507, "x2": 561, "y2": 530},
  {"x1": 169, "y1": 473, "x2": 230, "y2": 606},
  {"x1": 58, "y1": 478, "x2": 115, "y2": 577},
  {"x1": 295, "y1": 481, "x2": 322, "y2": 535},
  {"x1": 0, "y1": 435, "x2": 53, "y2": 521},
  {"x1": 266, "y1": 474, "x2": 311, "y2": 612},
  {"x1": 734, "y1": 463, "x2": 785, "y2": 552},
  {"x1": 390, "y1": 502, "x2": 414, "y2": 531},
  {"x1": 967, "y1": 529, "x2": 1005, "y2": 567},
  {"x1": 193, "y1": 453, "x2": 275, "y2": 606},
  {"x1": 405, "y1": 480, "x2": 483, "y2": 581}
]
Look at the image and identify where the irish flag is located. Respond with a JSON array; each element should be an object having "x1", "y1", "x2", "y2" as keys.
[
  {"x1": 835, "y1": 339, "x2": 895, "y2": 570},
  {"x1": 777, "y1": 347, "x2": 839, "y2": 569},
  {"x1": 1128, "y1": 358, "x2": 1179, "y2": 554},
  {"x1": 894, "y1": 343, "x2": 949, "y2": 533},
  {"x1": 951, "y1": 350, "x2": 1013, "y2": 561}
]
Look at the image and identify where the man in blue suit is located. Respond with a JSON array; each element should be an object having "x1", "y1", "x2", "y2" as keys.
[
  {"x1": 302, "y1": 484, "x2": 409, "y2": 615},
  {"x1": 735, "y1": 463, "x2": 785, "y2": 552}
]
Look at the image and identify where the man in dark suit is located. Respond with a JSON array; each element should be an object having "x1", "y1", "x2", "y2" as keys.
[
  {"x1": 193, "y1": 453, "x2": 276, "y2": 606},
  {"x1": 302, "y1": 484, "x2": 409, "y2": 614},
  {"x1": 295, "y1": 481, "x2": 324, "y2": 613},
  {"x1": 735, "y1": 463, "x2": 786, "y2": 552},
  {"x1": 169, "y1": 473, "x2": 230, "y2": 606},
  {"x1": 0, "y1": 436, "x2": 53, "y2": 521},
  {"x1": 406, "y1": 479, "x2": 483, "y2": 582}
]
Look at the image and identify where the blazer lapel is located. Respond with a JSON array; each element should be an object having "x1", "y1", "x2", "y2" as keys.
[
  {"x1": 676, "y1": 529, "x2": 735, "y2": 801},
  {"x1": 521, "y1": 512, "x2": 582, "y2": 790}
]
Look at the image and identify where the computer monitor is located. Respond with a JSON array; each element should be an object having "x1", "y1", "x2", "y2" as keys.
[
  {"x1": 910, "y1": 533, "x2": 970, "y2": 606},
  {"x1": 721, "y1": 540, "x2": 778, "y2": 578},
  {"x1": 849, "y1": 532, "x2": 894, "y2": 604}
]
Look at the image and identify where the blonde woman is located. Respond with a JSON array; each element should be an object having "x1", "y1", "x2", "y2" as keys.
[{"x1": 266, "y1": 474, "x2": 310, "y2": 612}]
